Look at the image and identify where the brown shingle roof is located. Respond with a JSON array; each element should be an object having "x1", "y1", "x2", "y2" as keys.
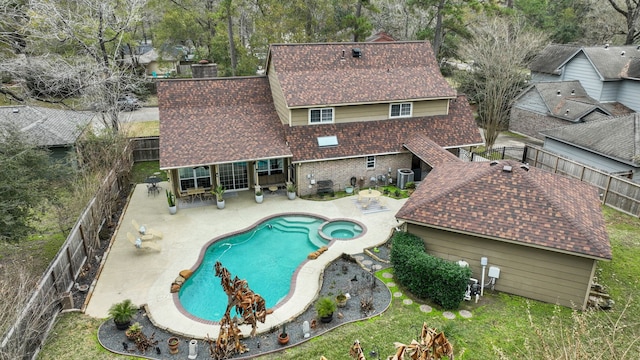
[
  {"x1": 403, "y1": 134, "x2": 462, "y2": 168},
  {"x1": 396, "y1": 160, "x2": 611, "y2": 260},
  {"x1": 267, "y1": 41, "x2": 456, "y2": 108},
  {"x1": 285, "y1": 95, "x2": 482, "y2": 162},
  {"x1": 158, "y1": 77, "x2": 292, "y2": 169}
]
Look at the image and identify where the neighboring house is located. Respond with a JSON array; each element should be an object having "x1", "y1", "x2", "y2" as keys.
[
  {"x1": 540, "y1": 113, "x2": 640, "y2": 182},
  {"x1": 509, "y1": 80, "x2": 633, "y2": 139},
  {"x1": 158, "y1": 41, "x2": 483, "y2": 198},
  {"x1": 0, "y1": 105, "x2": 94, "y2": 163},
  {"x1": 528, "y1": 44, "x2": 640, "y2": 112},
  {"x1": 395, "y1": 159, "x2": 612, "y2": 309}
]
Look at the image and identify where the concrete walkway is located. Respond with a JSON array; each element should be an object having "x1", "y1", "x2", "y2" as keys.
[{"x1": 85, "y1": 184, "x2": 407, "y2": 339}]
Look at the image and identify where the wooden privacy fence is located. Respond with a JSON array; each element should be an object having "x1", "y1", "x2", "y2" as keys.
[
  {"x1": 131, "y1": 136, "x2": 159, "y2": 162},
  {"x1": 1, "y1": 145, "x2": 133, "y2": 360},
  {"x1": 525, "y1": 146, "x2": 640, "y2": 217}
]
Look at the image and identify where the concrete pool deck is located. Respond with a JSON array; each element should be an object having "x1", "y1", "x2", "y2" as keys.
[{"x1": 84, "y1": 183, "x2": 407, "y2": 338}]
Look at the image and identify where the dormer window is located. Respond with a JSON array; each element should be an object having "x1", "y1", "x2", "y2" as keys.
[
  {"x1": 309, "y1": 108, "x2": 334, "y2": 124},
  {"x1": 390, "y1": 103, "x2": 412, "y2": 118}
]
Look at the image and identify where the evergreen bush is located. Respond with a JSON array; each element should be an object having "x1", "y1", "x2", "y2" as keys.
[{"x1": 390, "y1": 232, "x2": 470, "y2": 309}]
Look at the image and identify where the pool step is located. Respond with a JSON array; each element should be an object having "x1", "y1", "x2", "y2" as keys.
[{"x1": 267, "y1": 221, "x2": 328, "y2": 249}]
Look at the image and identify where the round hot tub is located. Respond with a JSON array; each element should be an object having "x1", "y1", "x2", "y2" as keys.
[{"x1": 318, "y1": 220, "x2": 364, "y2": 241}]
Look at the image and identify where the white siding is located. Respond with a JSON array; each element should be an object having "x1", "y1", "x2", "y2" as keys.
[
  {"x1": 543, "y1": 138, "x2": 635, "y2": 175},
  {"x1": 618, "y1": 80, "x2": 640, "y2": 112},
  {"x1": 513, "y1": 89, "x2": 548, "y2": 114},
  {"x1": 601, "y1": 81, "x2": 619, "y2": 102},
  {"x1": 562, "y1": 53, "x2": 604, "y2": 101}
]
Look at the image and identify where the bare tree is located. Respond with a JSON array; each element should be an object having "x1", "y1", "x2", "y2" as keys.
[
  {"x1": 606, "y1": 0, "x2": 640, "y2": 45},
  {"x1": 457, "y1": 14, "x2": 547, "y2": 149},
  {"x1": 0, "y1": 261, "x2": 60, "y2": 360}
]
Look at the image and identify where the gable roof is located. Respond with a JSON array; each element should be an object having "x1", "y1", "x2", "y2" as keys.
[
  {"x1": 540, "y1": 113, "x2": 640, "y2": 166},
  {"x1": 158, "y1": 77, "x2": 292, "y2": 169},
  {"x1": 284, "y1": 95, "x2": 482, "y2": 163},
  {"x1": 520, "y1": 81, "x2": 611, "y2": 121},
  {"x1": 396, "y1": 160, "x2": 611, "y2": 260},
  {"x1": 529, "y1": 44, "x2": 580, "y2": 75},
  {"x1": 266, "y1": 41, "x2": 456, "y2": 108},
  {"x1": 559, "y1": 45, "x2": 640, "y2": 81},
  {"x1": 403, "y1": 134, "x2": 462, "y2": 168},
  {"x1": 0, "y1": 106, "x2": 93, "y2": 147}
]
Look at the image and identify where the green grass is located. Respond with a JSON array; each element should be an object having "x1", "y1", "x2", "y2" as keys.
[
  {"x1": 130, "y1": 161, "x2": 165, "y2": 184},
  {"x1": 123, "y1": 121, "x2": 159, "y2": 137},
  {"x1": 38, "y1": 207, "x2": 640, "y2": 359}
]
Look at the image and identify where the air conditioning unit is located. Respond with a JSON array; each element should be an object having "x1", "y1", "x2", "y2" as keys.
[{"x1": 396, "y1": 169, "x2": 414, "y2": 189}]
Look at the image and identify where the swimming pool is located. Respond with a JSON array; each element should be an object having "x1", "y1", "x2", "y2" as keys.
[{"x1": 178, "y1": 215, "x2": 328, "y2": 322}]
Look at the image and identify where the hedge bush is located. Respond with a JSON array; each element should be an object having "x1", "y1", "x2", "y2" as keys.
[{"x1": 390, "y1": 231, "x2": 471, "y2": 309}]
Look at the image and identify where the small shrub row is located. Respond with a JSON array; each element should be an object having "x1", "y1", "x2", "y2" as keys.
[{"x1": 390, "y1": 231, "x2": 470, "y2": 309}]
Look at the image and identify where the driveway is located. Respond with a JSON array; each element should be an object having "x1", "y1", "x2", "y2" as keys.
[{"x1": 119, "y1": 106, "x2": 159, "y2": 123}]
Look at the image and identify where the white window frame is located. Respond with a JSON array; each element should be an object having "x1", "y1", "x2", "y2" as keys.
[
  {"x1": 365, "y1": 155, "x2": 375, "y2": 169},
  {"x1": 309, "y1": 107, "x2": 334, "y2": 124},
  {"x1": 389, "y1": 103, "x2": 412, "y2": 118}
]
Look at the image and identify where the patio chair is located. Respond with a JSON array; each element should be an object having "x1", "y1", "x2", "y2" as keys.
[{"x1": 127, "y1": 232, "x2": 161, "y2": 251}]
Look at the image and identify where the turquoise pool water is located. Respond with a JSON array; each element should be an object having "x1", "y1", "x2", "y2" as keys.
[
  {"x1": 178, "y1": 215, "x2": 327, "y2": 322},
  {"x1": 319, "y1": 220, "x2": 363, "y2": 240}
]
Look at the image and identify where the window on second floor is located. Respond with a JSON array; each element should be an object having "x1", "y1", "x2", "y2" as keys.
[
  {"x1": 309, "y1": 108, "x2": 334, "y2": 124},
  {"x1": 366, "y1": 155, "x2": 375, "y2": 169},
  {"x1": 390, "y1": 103, "x2": 412, "y2": 118}
]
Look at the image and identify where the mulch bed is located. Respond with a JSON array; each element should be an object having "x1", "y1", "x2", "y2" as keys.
[{"x1": 97, "y1": 253, "x2": 392, "y2": 359}]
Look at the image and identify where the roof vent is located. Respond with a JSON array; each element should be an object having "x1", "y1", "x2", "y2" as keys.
[
  {"x1": 571, "y1": 89, "x2": 575, "y2": 95},
  {"x1": 490, "y1": 160, "x2": 500, "y2": 166},
  {"x1": 502, "y1": 165, "x2": 512, "y2": 173},
  {"x1": 12, "y1": 108, "x2": 19, "y2": 113},
  {"x1": 352, "y1": 48, "x2": 362, "y2": 58},
  {"x1": 340, "y1": 50, "x2": 346, "y2": 61},
  {"x1": 557, "y1": 90, "x2": 561, "y2": 96},
  {"x1": 621, "y1": 51, "x2": 626, "y2": 56},
  {"x1": 520, "y1": 164, "x2": 530, "y2": 171},
  {"x1": 604, "y1": 43, "x2": 609, "y2": 49},
  {"x1": 565, "y1": 109, "x2": 570, "y2": 115}
]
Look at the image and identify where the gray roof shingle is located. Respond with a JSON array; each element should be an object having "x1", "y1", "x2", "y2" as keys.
[
  {"x1": 541, "y1": 113, "x2": 640, "y2": 165},
  {"x1": 0, "y1": 106, "x2": 93, "y2": 147},
  {"x1": 396, "y1": 160, "x2": 611, "y2": 260}
]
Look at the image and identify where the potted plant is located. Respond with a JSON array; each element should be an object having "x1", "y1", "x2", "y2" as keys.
[
  {"x1": 315, "y1": 296, "x2": 336, "y2": 323},
  {"x1": 125, "y1": 322, "x2": 143, "y2": 341},
  {"x1": 166, "y1": 190, "x2": 177, "y2": 215},
  {"x1": 212, "y1": 185, "x2": 225, "y2": 209},
  {"x1": 108, "y1": 299, "x2": 137, "y2": 330},
  {"x1": 336, "y1": 292, "x2": 348, "y2": 308},
  {"x1": 255, "y1": 186, "x2": 264, "y2": 204},
  {"x1": 277, "y1": 323, "x2": 289, "y2": 345},
  {"x1": 286, "y1": 183, "x2": 297, "y2": 200},
  {"x1": 167, "y1": 336, "x2": 180, "y2": 354}
]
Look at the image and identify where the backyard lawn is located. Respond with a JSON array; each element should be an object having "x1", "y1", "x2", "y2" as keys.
[{"x1": 38, "y1": 207, "x2": 640, "y2": 359}]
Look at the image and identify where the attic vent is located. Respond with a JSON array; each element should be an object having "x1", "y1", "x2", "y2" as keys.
[
  {"x1": 571, "y1": 89, "x2": 575, "y2": 95},
  {"x1": 490, "y1": 160, "x2": 500, "y2": 166},
  {"x1": 621, "y1": 51, "x2": 626, "y2": 56},
  {"x1": 604, "y1": 43, "x2": 610, "y2": 49},
  {"x1": 557, "y1": 90, "x2": 561, "y2": 96},
  {"x1": 352, "y1": 48, "x2": 362, "y2": 58},
  {"x1": 520, "y1": 164, "x2": 530, "y2": 171},
  {"x1": 502, "y1": 165, "x2": 513, "y2": 173}
]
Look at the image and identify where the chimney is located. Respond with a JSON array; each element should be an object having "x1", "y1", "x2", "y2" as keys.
[{"x1": 191, "y1": 60, "x2": 218, "y2": 78}]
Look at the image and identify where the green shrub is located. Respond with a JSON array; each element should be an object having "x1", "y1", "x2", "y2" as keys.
[{"x1": 390, "y1": 232, "x2": 470, "y2": 309}]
